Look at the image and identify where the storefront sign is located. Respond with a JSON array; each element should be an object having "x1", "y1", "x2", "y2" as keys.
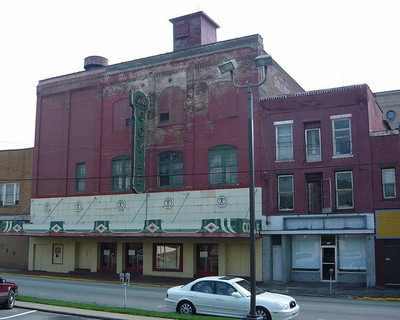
[
  {"x1": 376, "y1": 209, "x2": 400, "y2": 239},
  {"x1": 129, "y1": 90, "x2": 148, "y2": 193}
]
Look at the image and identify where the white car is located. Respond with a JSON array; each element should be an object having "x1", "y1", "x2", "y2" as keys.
[{"x1": 165, "y1": 276, "x2": 299, "y2": 320}]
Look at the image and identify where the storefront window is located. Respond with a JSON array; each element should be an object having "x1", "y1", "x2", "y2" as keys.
[
  {"x1": 338, "y1": 235, "x2": 366, "y2": 271},
  {"x1": 154, "y1": 243, "x2": 182, "y2": 271},
  {"x1": 292, "y1": 235, "x2": 320, "y2": 269}
]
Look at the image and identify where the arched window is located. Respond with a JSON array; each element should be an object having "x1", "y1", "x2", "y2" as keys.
[
  {"x1": 208, "y1": 145, "x2": 238, "y2": 186},
  {"x1": 158, "y1": 151, "x2": 183, "y2": 187}
]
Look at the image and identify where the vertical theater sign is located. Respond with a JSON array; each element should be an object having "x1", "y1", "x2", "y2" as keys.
[{"x1": 129, "y1": 90, "x2": 148, "y2": 193}]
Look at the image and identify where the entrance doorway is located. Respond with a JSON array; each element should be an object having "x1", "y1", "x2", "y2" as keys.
[
  {"x1": 321, "y1": 247, "x2": 336, "y2": 281},
  {"x1": 100, "y1": 243, "x2": 116, "y2": 272},
  {"x1": 384, "y1": 242, "x2": 400, "y2": 285},
  {"x1": 196, "y1": 244, "x2": 218, "y2": 276},
  {"x1": 125, "y1": 243, "x2": 143, "y2": 275}
]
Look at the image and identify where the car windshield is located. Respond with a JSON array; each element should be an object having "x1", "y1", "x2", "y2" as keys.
[{"x1": 235, "y1": 279, "x2": 265, "y2": 295}]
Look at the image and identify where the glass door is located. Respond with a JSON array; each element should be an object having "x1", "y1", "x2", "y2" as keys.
[
  {"x1": 100, "y1": 243, "x2": 117, "y2": 272},
  {"x1": 321, "y1": 246, "x2": 336, "y2": 281},
  {"x1": 125, "y1": 243, "x2": 143, "y2": 275},
  {"x1": 196, "y1": 244, "x2": 218, "y2": 276}
]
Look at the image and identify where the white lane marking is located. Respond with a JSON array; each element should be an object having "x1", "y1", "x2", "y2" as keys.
[{"x1": 0, "y1": 310, "x2": 37, "y2": 319}]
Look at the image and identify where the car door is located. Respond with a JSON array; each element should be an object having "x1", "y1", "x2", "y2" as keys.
[
  {"x1": 190, "y1": 280, "x2": 215, "y2": 314},
  {"x1": 214, "y1": 281, "x2": 246, "y2": 317}
]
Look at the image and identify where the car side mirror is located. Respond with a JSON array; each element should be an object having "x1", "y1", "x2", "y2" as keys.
[
  {"x1": 0, "y1": 278, "x2": 5, "y2": 283},
  {"x1": 231, "y1": 292, "x2": 241, "y2": 298}
]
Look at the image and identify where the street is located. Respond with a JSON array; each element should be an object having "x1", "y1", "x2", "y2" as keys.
[{"x1": 2, "y1": 274, "x2": 399, "y2": 320}]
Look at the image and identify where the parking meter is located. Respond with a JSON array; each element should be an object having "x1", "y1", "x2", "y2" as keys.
[
  {"x1": 119, "y1": 272, "x2": 131, "y2": 308},
  {"x1": 329, "y1": 269, "x2": 334, "y2": 295},
  {"x1": 125, "y1": 272, "x2": 131, "y2": 285}
]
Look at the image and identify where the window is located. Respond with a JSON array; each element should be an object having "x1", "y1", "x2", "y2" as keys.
[
  {"x1": 331, "y1": 115, "x2": 352, "y2": 156},
  {"x1": 338, "y1": 235, "x2": 366, "y2": 271},
  {"x1": 305, "y1": 128, "x2": 321, "y2": 162},
  {"x1": 112, "y1": 156, "x2": 131, "y2": 191},
  {"x1": 335, "y1": 171, "x2": 354, "y2": 209},
  {"x1": 382, "y1": 168, "x2": 396, "y2": 199},
  {"x1": 192, "y1": 281, "x2": 214, "y2": 294},
  {"x1": 209, "y1": 145, "x2": 238, "y2": 186},
  {"x1": 160, "y1": 113, "x2": 169, "y2": 122},
  {"x1": 154, "y1": 244, "x2": 182, "y2": 271},
  {"x1": 278, "y1": 175, "x2": 294, "y2": 211},
  {"x1": 306, "y1": 173, "x2": 322, "y2": 214},
  {"x1": 158, "y1": 151, "x2": 183, "y2": 187},
  {"x1": 292, "y1": 235, "x2": 320, "y2": 269},
  {"x1": 0, "y1": 183, "x2": 19, "y2": 206},
  {"x1": 75, "y1": 163, "x2": 86, "y2": 193},
  {"x1": 275, "y1": 121, "x2": 293, "y2": 161}
]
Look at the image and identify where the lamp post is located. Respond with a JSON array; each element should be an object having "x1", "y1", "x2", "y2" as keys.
[{"x1": 219, "y1": 54, "x2": 272, "y2": 320}]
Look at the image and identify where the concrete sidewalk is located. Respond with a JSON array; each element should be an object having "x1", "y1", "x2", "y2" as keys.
[{"x1": 16, "y1": 301, "x2": 171, "y2": 320}]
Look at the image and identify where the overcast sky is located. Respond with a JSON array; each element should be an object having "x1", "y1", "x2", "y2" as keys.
[{"x1": 1, "y1": 0, "x2": 398, "y2": 150}]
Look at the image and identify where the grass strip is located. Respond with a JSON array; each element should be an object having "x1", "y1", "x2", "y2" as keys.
[{"x1": 18, "y1": 295, "x2": 236, "y2": 320}]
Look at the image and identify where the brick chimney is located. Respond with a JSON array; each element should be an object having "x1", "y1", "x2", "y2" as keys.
[{"x1": 169, "y1": 11, "x2": 220, "y2": 51}]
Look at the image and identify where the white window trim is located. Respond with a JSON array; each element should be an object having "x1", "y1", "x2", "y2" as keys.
[
  {"x1": 278, "y1": 175, "x2": 294, "y2": 211},
  {"x1": 332, "y1": 117, "x2": 353, "y2": 158},
  {"x1": 275, "y1": 121, "x2": 294, "y2": 162},
  {"x1": 0, "y1": 183, "x2": 19, "y2": 206},
  {"x1": 382, "y1": 168, "x2": 396, "y2": 199},
  {"x1": 305, "y1": 128, "x2": 321, "y2": 162},
  {"x1": 335, "y1": 171, "x2": 354, "y2": 209}
]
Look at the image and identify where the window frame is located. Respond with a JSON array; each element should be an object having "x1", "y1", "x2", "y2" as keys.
[
  {"x1": 275, "y1": 121, "x2": 294, "y2": 161},
  {"x1": 158, "y1": 151, "x2": 184, "y2": 188},
  {"x1": 111, "y1": 156, "x2": 132, "y2": 191},
  {"x1": 153, "y1": 243, "x2": 183, "y2": 272},
  {"x1": 75, "y1": 162, "x2": 86, "y2": 193},
  {"x1": 0, "y1": 183, "x2": 20, "y2": 206},
  {"x1": 331, "y1": 115, "x2": 352, "y2": 157},
  {"x1": 278, "y1": 174, "x2": 294, "y2": 211},
  {"x1": 208, "y1": 145, "x2": 238, "y2": 187},
  {"x1": 305, "y1": 128, "x2": 321, "y2": 162},
  {"x1": 382, "y1": 168, "x2": 396, "y2": 199},
  {"x1": 335, "y1": 171, "x2": 354, "y2": 209}
]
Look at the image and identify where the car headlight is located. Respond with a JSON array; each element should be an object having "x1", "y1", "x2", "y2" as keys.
[{"x1": 276, "y1": 302, "x2": 289, "y2": 310}]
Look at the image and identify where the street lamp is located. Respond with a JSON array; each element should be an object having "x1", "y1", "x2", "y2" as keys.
[{"x1": 219, "y1": 54, "x2": 272, "y2": 320}]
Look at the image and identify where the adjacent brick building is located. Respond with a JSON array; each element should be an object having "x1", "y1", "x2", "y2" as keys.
[
  {"x1": 0, "y1": 148, "x2": 32, "y2": 269},
  {"x1": 259, "y1": 85, "x2": 399, "y2": 287}
]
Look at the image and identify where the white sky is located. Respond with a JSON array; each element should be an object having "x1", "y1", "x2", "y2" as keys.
[{"x1": 1, "y1": 0, "x2": 398, "y2": 150}]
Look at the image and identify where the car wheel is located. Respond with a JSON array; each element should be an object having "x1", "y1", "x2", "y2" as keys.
[
  {"x1": 256, "y1": 306, "x2": 271, "y2": 320},
  {"x1": 6, "y1": 290, "x2": 16, "y2": 309},
  {"x1": 177, "y1": 300, "x2": 196, "y2": 315}
]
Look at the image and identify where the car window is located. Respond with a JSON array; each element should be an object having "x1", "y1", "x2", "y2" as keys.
[
  {"x1": 191, "y1": 281, "x2": 213, "y2": 294},
  {"x1": 216, "y1": 282, "x2": 236, "y2": 296}
]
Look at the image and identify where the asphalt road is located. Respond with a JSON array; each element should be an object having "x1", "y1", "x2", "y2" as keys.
[
  {"x1": 0, "y1": 307, "x2": 94, "y2": 320},
  {"x1": 3, "y1": 274, "x2": 400, "y2": 320}
]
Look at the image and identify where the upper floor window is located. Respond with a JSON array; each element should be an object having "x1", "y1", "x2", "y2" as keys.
[
  {"x1": 335, "y1": 171, "x2": 354, "y2": 209},
  {"x1": 278, "y1": 175, "x2": 294, "y2": 211},
  {"x1": 331, "y1": 115, "x2": 352, "y2": 157},
  {"x1": 112, "y1": 156, "x2": 131, "y2": 191},
  {"x1": 305, "y1": 126, "x2": 321, "y2": 162},
  {"x1": 275, "y1": 121, "x2": 293, "y2": 161},
  {"x1": 382, "y1": 168, "x2": 396, "y2": 199},
  {"x1": 0, "y1": 183, "x2": 19, "y2": 206},
  {"x1": 75, "y1": 162, "x2": 86, "y2": 193},
  {"x1": 209, "y1": 145, "x2": 238, "y2": 186},
  {"x1": 158, "y1": 151, "x2": 183, "y2": 188}
]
